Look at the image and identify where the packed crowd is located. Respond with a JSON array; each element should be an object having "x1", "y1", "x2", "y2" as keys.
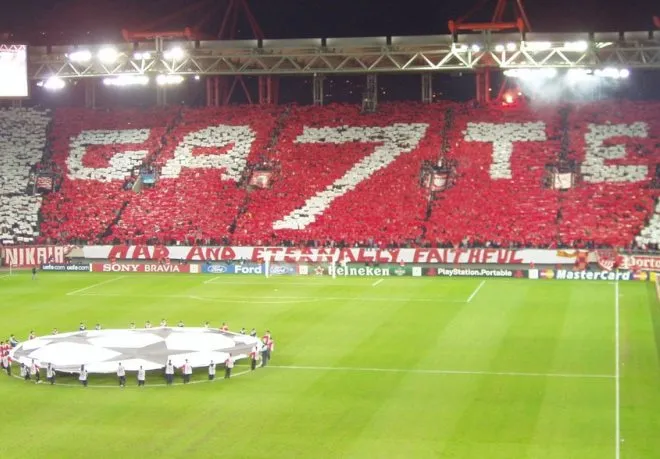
[{"x1": 1, "y1": 101, "x2": 659, "y2": 250}]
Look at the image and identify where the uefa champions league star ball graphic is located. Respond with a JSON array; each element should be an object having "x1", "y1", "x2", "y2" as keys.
[{"x1": 10, "y1": 328, "x2": 260, "y2": 373}]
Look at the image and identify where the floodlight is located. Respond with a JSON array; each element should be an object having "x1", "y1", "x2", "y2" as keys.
[
  {"x1": 156, "y1": 74, "x2": 184, "y2": 86},
  {"x1": 619, "y1": 69, "x2": 630, "y2": 79},
  {"x1": 596, "y1": 67, "x2": 621, "y2": 79},
  {"x1": 194, "y1": 75, "x2": 201, "y2": 80},
  {"x1": 452, "y1": 43, "x2": 468, "y2": 52},
  {"x1": 163, "y1": 47, "x2": 185, "y2": 60},
  {"x1": 566, "y1": 68, "x2": 592, "y2": 81},
  {"x1": 524, "y1": 41, "x2": 552, "y2": 51},
  {"x1": 495, "y1": 44, "x2": 505, "y2": 52},
  {"x1": 68, "y1": 50, "x2": 92, "y2": 63},
  {"x1": 506, "y1": 42, "x2": 517, "y2": 52},
  {"x1": 564, "y1": 41, "x2": 588, "y2": 52},
  {"x1": 504, "y1": 68, "x2": 555, "y2": 80},
  {"x1": 540, "y1": 68, "x2": 557, "y2": 78},
  {"x1": 470, "y1": 44, "x2": 481, "y2": 53},
  {"x1": 133, "y1": 52, "x2": 152, "y2": 60},
  {"x1": 41, "y1": 77, "x2": 65, "y2": 90},
  {"x1": 103, "y1": 75, "x2": 149, "y2": 87},
  {"x1": 98, "y1": 47, "x2": 118, "y2": 64}
]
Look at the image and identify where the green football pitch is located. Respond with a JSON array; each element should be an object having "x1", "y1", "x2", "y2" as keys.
[{"x1": 1, "y1": 272, "x2": 659, "y2": 459}]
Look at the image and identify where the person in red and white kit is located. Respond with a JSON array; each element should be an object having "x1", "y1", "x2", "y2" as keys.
[
  {"x1": 0, "y1": 341, "x2": 8, "y2": 367},
  {"x1": 262, "y1": 331, "x2": 274, "y2": 364},
  {"x1": 250, "y1": 345, "x2": 260, "y2": 371},
  {"x1": 1, "y1": 352, "x2": 10, "y2": 376},
  {"x1": 220, "y1": 323, "x2": 229, "y2": 332},
  {"x1": 30, "y1": 359, "x2": 40, "y2": 383},
  {"x1": 181, "y1": 359, "x2": 193, "y2": 384},
  {"x1": 224, "y1": 355, "x2": 234, "y2": 379},
  {"x1": 267, "y1": 337, "x2": 275, "y2": 362}
]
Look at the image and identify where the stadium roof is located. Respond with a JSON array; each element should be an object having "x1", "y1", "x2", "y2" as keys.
[{"x1": 1, "y1": 0, "x2": 658, "y2": 44}]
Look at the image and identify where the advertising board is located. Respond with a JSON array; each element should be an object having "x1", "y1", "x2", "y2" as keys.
[
  {"x1": 41, "y1": 263, "x2": 91, "y2": 272},
  {"x1": 90, "y1": 263, "x2": 199, "y2": 274},
  {"x1": 77, "y1": 245, "x2": 594, "y2": 265}
]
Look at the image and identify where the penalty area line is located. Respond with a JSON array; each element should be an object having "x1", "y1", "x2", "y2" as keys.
[
  {"x1": 372, "y1": 279, "x2": 384, "y2": 287},
  {"x1": 70, "y1": 292, "x2": 466, "y2": 303},
  {"x1": 466, "y1": 280, "x2": 486, "y2": 303},
  {"x1": 268, "y1": 365, "x2": 615, "y2": 380},
  {"x1": 66, "y1": 276, "x2": 127, "y2": 296}
]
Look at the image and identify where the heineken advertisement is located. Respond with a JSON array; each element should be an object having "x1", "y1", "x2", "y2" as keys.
[{"x1": 301, "y1": 264, "x2": 420, "y2": 277}]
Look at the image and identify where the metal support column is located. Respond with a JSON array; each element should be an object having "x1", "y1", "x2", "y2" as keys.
[
  {"x1": 84, "y1": 79, "x2": 96, "y2": 109},
  {"x1": 214, "y1": 78, "x2": 221, "y2": 106},
  {"x1": 11, "y1": 99, "x2": 22, "y2": 108},
  {"x1": 362, "y1": 74, "x2": 378, "y2": 113},
  {"x1": 206, "y1": 77, "x2": 213, "y2": 106},
  {"x1": 258, "y1": 76, "x2": 279, "y2": 105},
  {"x1": 156, "y1": 85, "x2": 167, "y2": 106},
  {"x1": 484, "y1": 70, "x2": 491, "y2": 103},
  {"x1": 421, "y1": 73, "x2": 433, "y2": 104},
  {"x1": 312, "y1": 74, "x2": 324, "y2": 106}
]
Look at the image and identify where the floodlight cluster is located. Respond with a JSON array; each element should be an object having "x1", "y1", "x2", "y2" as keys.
[
  {"x1": 103, "y1": 75, "x2": 150, "y2": 87},
  {"x1": 503, "y1": 67, "x2": 629, "y2": 81},
  {"x1": 36, "y1": 76, "x2": 65, "y2": 90},
  {"x1": 156, "y1": 74, "x2": 185, "y2": 86},
  {"x1": 456, "y1": 40, "x2": 592, "y2": 54},
  {"x1": 66, "y1": 46, "x2": 186, "y2": 64}
]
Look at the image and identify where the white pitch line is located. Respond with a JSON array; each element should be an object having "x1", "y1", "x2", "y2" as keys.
[
  {"x1": 466, "y1": 280, "x2": 486, "y2": 303},
  {"x1": 372, "y1": 279, "x2": 384, "y2": 287},
  {"x1": 0, "y1": 274, "x2": 11, "y2": 280},
  {"x1": 615, "y1": 280, "x2": 621, "y2": 459},
  {"x1": 268, "y1": 364, "x2": 615, "y2": 380},
  {"x1": 9, "y1": 369, "x2": 252, "y2": 389},
  {"x1": 203, "y1": 276, "x2": 225, "y2": 284},
  {"x1": 204, "y1": 279, "x2": 381, "y2": 287},
  {"x1": 66, "y1": 276, "x2": 126, "y2": 296},
  {"x1": 70, "y1": 292, "x2": 466, "y2": 303}
]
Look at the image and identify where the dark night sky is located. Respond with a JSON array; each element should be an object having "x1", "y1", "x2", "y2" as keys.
[
  {"x1": 1, "y1": 0, "x2": 658, "y2": 42},
  {"x1": 3, "y1": 0, "x2": 658, "y2": 106}
]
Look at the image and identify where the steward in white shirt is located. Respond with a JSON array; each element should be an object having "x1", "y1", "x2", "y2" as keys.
[
  {"x1": 79, "y1": 366, "x2": 88, "y2": 387},
  {"x1": 46, "y1": 363, "x2": 55, "y2": 385},
  {"x1": 165, "y1": 360, "x2": 174, "y2": 385},
  {"x1": 137, "y1": 366, "x2": 146, "y2": 387},
  {"x1": 117, "y1": 363, "x2": 126, "y2": 387},
  {"x1": 224, "y1": 355, "x2": 234, "y2": 379},
  {"x1": 208, "y1": 361, "x2": 216, "y2": 381}
]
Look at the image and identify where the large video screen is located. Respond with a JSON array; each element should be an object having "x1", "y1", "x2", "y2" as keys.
[{"x1": 0, "y1": 44, "x2": 28, "y2": 98}]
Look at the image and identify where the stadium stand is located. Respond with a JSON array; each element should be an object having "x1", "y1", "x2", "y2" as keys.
[
  {"x1": 561, "y1": 101, "x2": 660, "y2": 248},
  {"x1": 233, "y1": 102, "x2": 449, "y2": 246},
  {"x1": 425, "y1": 104, "x2": 563, "y2": 247},
  {"x1": 0, "y1": 108, "x2": 50, "y2": 244},
  {"x1": 111, "y1": 106, "x2": 281, "y2": 244},
  {"x1": 39, "y1": 107, "x2": 177, "y2": 243},
  {"x1": 0, "y1": 101, "x2": 658, "y2": 248}
]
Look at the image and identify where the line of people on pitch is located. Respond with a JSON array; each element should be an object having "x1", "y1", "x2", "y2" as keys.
[
  {"x1": 117, "y1": 357, "x2": 237, "y2": 388},
  {"x1": 3, "y1": 322, "x2": 258, "y2": 345},
  {"x1": 4, "y1": 332, "x2": 275, "y2": 386}
]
